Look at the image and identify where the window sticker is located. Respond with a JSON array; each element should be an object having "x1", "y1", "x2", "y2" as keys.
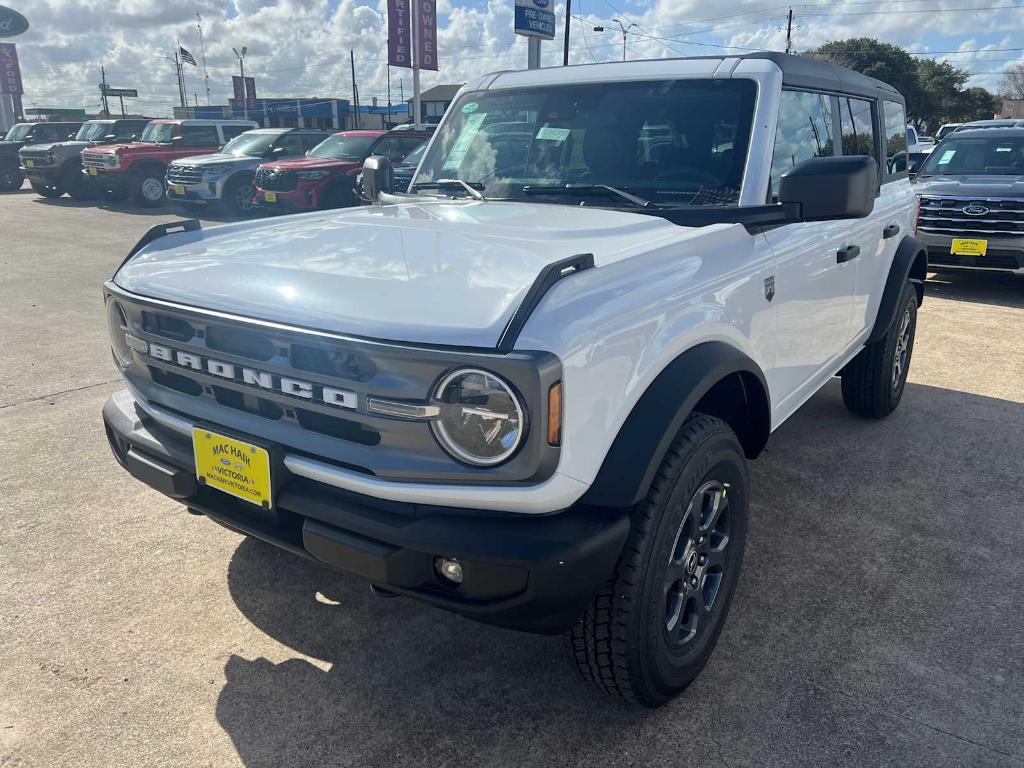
[
  {"x1": 937, "y1": 149, "x2": 956, "y2": 165},
  {"x1": 996, "y1": 146, "x2": 1012, "y2": 152},
  {"x1": 462, "y1": 102, "x2": 479, "y2": 114},
  {"x1": 443, "y1": 112, "x2": 486, "y2": 170},
  {"x1": 536, "y1": 126, "x2": 571, "y2": 142}
]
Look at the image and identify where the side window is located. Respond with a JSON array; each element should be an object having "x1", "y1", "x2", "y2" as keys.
[
  {"x1": 882, "y1": 100, "x2": 908, "y2": 179},
  {"x1": 275, "y1": 134, "x2": 305, "y2": 156},
  {"x1": 180, "y1": 125, "x2": 220, "y2": 146},
  {"x1": 302, "y1": 133, "x2": 328, "y2": 152},
  {"x1": 220, "y1": 124, "x2": 250, "y2": 142},
  {"x1": 398, "y1": 137, "x2": 425, "y2": 159},
  {"x1": 114, "y1": 122, "x2": 143, "y2": 141},
  {"x1": 839, "y1": 97, "x2": 877, "y2": 162},
  {"x1": 769, "y1": 90, "x2": 835, "y2": 200},
  {"x1": 372, "y1": 136, "x2": 406, "y2": 163}
]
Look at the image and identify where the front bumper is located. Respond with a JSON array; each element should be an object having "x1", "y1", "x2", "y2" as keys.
[
  {"x1": 84, "y1": 167, "x2": 128, "y2": 193},
  {"x1": 21, "y1": 163, "x2": 59, "y2": 182},
  {"x1": 102, "y1": 389, "x2": 629, "y2": 634},
  {"x1": 252, "y1": 186, "x2": 319, "y2": 212},
  {"x1": 166, "y1": 175, "x2": 230, "y2": 204},
  {"x1": 918, "y1": 232, "x2": 1024, "y2": 274}
]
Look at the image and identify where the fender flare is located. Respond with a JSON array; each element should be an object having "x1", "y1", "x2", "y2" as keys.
[
  {"x1": 580, "y1": 341, "x2": 771, "y2": 509},
  {"x1": 129, "y1": 159, "x2": 168, "y2": 179},
  {"x1": 868, "y1": 235, "x2": 927, "y2": 344}
]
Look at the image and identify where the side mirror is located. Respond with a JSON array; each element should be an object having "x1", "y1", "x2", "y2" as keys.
[
  {"x1": 104, "y1": 134, "x2": 117, "y2": 143},
  {"x1": 171, "y1": 135, "x2": 183, "y2": 144},
  {"x1": 361, "y1": 155, "x2": 394, "y2": 201},
  {"x1": 780, "y1": 155, "x2": 877, "y2": 222},
  {"x1": 130, "y1": 134, "x2": 139, "y2": 142},
  {"x1": 270, "y1": 146, "x2": 286, "y2": 156},
  {"x1": 67, "y1": 133, "x2": 75, "y2": 140},
  {"x1": 22, "y1": 135, "x2": 33, "y2": 145}
]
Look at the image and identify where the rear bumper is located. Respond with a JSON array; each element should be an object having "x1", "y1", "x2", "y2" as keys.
[{"x1": 102, "y1": 389, "x2": 629, "y2": 634}]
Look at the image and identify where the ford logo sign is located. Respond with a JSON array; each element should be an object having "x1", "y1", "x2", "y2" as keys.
[
  {"x1": 0, "y1": 5, "x2": 29, "y2": 38},
  {"x1": 533, "y1": 0, "x2": 551, "y2": 7},
  {"x1": 962, "y1": 204, "x2": 990, "y2": 216}
]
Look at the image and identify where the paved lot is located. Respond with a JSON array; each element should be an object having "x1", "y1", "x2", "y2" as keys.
[{"x1": 2, "y1": 186, "x2": 1023, "y2": 768}]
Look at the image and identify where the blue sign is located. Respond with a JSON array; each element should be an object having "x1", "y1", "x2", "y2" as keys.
[
  {"x1": 514, "y1": 0, "x2": 555, "y2": 40},
  {"x1": 0, "y1": 5, "x2": 28, "y2": 38}
]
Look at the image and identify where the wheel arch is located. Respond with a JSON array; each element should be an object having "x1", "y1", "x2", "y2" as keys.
[
  {"x1": 130, "y1": 159, "x2": 167, "y2": 177},
  {"x1": 580, "y1": 341, "x2": 771, "y2": 509},
  {"x1": 868, "y1": 235, "x2": 927, "y2": 344}
]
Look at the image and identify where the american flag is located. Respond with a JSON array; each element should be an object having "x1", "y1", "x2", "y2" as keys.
[{"x1": 179, "y1": 46, "x2": 197, "y2": 66}]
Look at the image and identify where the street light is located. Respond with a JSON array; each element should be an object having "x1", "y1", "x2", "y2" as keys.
[
  {"x1": 232, "y1": 46, "x2": 248, "y2": 119},
  {"x1": 612, "y1": 19, "x2": 637, "y2": 62}
]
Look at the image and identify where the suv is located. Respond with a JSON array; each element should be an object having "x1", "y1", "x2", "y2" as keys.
[
  {"x1": 19, "y1": 118, "x2": 152, "y2": 199},
  {"x1": 101, "y1": 53, "x2": 926, "y2": 707},
  {"x1": 166, "y1": 127, "x2": 332, "y2": 215},
  {"x1": 252, "y1": 129, "x2": 428, "y2": 212},
  {"x1": 81, "y1": 119, "x2": 257, "y2": 206},
  {"x1": 913, "y1": 126, "x2": 1024, "y2": 274},
  {"x1": 1, "y1": 121, "x2": 83, "y2": 191}
]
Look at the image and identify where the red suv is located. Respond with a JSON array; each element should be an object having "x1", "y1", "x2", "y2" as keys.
[
  {"x1": 81, "y1": 119, "x2": 257, "y2": 206},
  {"x1": 252, "y1": 129, "x2": 429, "y2": 212}
]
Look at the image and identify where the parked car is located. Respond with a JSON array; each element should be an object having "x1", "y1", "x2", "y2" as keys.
[
  {"x1": 252, "y1": 129, "x2": 428, "y2": 212},
  {"x1": 906, "y1": 124, "x2": 934, "y2": 154},
  {"x1": 166, "y1": 127, "x2": 332, "y2": 215},
  {"x1": 908, "y1": 148, "x2": 934, "y2": 175},
  {"x1": 19, "y1": 118, "x2": 152, "y2": 199},
  {"x1": 101, "y1": 52, "x2": 925, "y2": 707},
  {"x1": 936, "y1": 123, "x2": 961, "y2": 140},
  {"x1": 913, "y1": 126, "x2": 1024, "y2": 275},
  {"x1": 81, "y1": 118, "x2": 258, "y2": 206},
  {"x1": 1, "y1": 121, "x2": 84, "y2": 191},
  {"x1": 393, "y1": 123, "x2": 437, "y2": 133},
  {"x1": 955, "y1": 119, "x2": 1024, "y2": 132},
  {"x1": 355, "y1": 140, "x2": 427, "y2": 197}
]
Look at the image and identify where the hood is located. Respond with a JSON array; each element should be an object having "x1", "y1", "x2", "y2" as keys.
[
  {"x1": 21, "y1": 140, "x2": 90, "y2": 154},
  {"x1": 914, "y1": 174, "x2": 1024, "y2": 197},
  {"x1": 114, "y1": 200, "x2": 689, "y2": 347},
  {"x1": 0, "y1": 141, "x2": 22, "y2": 155},
  {"x1": 91, "y1": 142, "x2": 167, "y2": 156},
  {"x1": 262, "y1": 156, "x2": 355, "y2": 172},
  {"x1": 172, "y1": 152, "x2": 258, "y2": 168}
]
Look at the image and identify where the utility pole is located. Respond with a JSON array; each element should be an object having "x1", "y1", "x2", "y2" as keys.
[
  {"x1": 785, "y1": 8, "x2": 794, "y2": 54},
  {"x1": 118, "y1": 92, "x2": 126, "y2": 116},
  {"x1": 196, "y1": 13, "x2": 212, "y2": 105},
  {"x1": 100, "y1": 65, "x2": 110, "y2": 117},
  {"x1": 173, "y1": 46, "x2": 186, "y2": 109},
  {"x1": 410, "y1": 0, "x2": 422, "y2": 130},
  {"x1": 386, "y1": 48, "x2": 392, "y2": 127},
  {"x1": 350, "y1": 49, "x2": 360, "y2": 129},
  {"x1": 562, "y1": 0, "x2": 572, "y2": 65},
  {"x1": 232, "y1": 47, "x2": 248, "y2": 119}
]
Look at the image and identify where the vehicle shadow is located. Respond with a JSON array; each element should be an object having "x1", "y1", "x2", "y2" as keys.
[
  {"x1": 30, "y1": 196, "x2": 97, "y2": 209},
  {"x1": 926, "y1": 270, "x2": 1024, "y2": 308},
  {"x1": 215, "y1": 380, "x2": 1024, "y2": 767}
]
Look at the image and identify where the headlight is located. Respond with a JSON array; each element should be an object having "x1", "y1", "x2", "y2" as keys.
[
  {"x1": 44, "y1": 151, "x2": 54, "y2": 164},
  {"x1": 106, "y1": 298, "x2": 133, "y2": 368},
  {"x1": 431, "y1": 369, "x2": 526, "y2": 466},
  {"x1": 297, "y1": 170, "x2": 330, "y2": 180}
]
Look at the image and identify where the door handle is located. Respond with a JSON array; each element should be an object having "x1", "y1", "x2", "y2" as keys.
[
  {"x1": 837, "y1": 245, "x2": 861, "y2": 263},
  {"x1": 883, "y1": 224, "x2": 901, "y2": 239}
]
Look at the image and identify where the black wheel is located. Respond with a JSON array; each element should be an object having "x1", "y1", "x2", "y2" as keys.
[
  {"x1": 320, "y1": 181, "x2": 356, "y2": 210},
  {"x1": 130, "y1": 167, "x2": 166, "y2": 206},
  {"x1": 100, "y1": 186, "x2": 128, "y2": 204},
  {"x1": 842, "y1": 282, "x2": 918, "y2": 418},
  {"x1": 30, "y1": 180, "x2": 64, "y2": 198},
  {"x1": 223, "y1": 175, "x2": 257, "y2": 216},
  {"x1": 568, "y1": 413, "x2": 749, "y2": 707},
  {"x1": 0, "y1": 165, "x2": 23, "y2": 191},
  {"x1": 63, "y1": 164, "x2": 94, "y2": 200}
]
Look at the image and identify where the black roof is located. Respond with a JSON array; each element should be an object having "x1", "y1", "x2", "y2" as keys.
[
  {"x1": 949, "y1": 127, "x2": 1024, "y2": 137},
  {"x1": 735, "y1": 52, "x2": 904, "y2": 104}
]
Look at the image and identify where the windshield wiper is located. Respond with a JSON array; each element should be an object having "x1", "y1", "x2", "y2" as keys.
[
  {"x1": 412, "y1": 179, "x2": 486, "y2": 201},
  {"x1": 522, "y1": 184, "x2": 652, "y2": 208}
]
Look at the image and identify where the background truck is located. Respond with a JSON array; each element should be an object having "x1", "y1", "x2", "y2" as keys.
[
  {"x1": 81, "y1": 118, "x2": 257, "y2": 206},
  {"x1": 0, "y1": 121, "x2": 84, "y2": 191}
]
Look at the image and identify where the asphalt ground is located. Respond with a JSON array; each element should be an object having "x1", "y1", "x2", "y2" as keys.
[{"x1": 2, "y1": 185, "x2": 1023, "y2": 768}]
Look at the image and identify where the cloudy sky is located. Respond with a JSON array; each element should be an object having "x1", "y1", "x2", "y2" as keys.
[{"x1": 7, "y1": 0, "x2": 1024, "y2": 117}]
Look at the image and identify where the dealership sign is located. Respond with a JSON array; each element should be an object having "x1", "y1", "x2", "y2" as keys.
[
  {"x1": 387, "y1": 0, "x2": 437, "y2": 70},
  {"x1": 0, "y1": 5, "x2": 28, "y2": 38},
  {"x1": 0, "y1": 42, "x2": 22, "y2": 94},
  {"x1": 514, "y1": 0, "x2": 555, "y2": 40}
]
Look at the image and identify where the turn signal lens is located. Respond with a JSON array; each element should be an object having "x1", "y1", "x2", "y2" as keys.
[{"x1": 547, "y1": 381, "x2": 562, "y2": 446}]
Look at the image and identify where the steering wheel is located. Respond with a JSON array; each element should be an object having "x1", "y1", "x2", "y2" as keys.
[{"x1": 653, "y1": 166, "x2": 721, "y2": 184}]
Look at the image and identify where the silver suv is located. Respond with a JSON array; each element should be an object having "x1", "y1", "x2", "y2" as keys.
[{"x1": 166, "y1": 128, "x2": 331, "y2": 215}]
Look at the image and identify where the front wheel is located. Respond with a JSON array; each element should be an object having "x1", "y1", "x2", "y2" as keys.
[
  {"x1": 568, "y1": 413, "x2": 749, "y2": 707},
  {"x1": 130, "y1": 167, "x2": 166, "y2": 207},
  {"x1": 0, "y1": 165, "x2": 23, "y2": 191},
  {"x1": 222, "y1": 175, "x2": 256, "y2": 217},
  {"x1": 30, "y1": 180, "x2": 64, "y2": 198}
]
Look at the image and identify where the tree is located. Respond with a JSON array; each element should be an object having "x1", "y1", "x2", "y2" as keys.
[
  {"x1": 916, "y1": 58, "x2": 968, "y2": 128},
  {"x1": 999, "y1": 63, "x2": 1024, "y2": 99},
  {"x1": 956, "y1": 87, "x2": 999, "y2": 121},
  {"x1": 808, "y1": 38, "x2": 924, "y2": 119}
]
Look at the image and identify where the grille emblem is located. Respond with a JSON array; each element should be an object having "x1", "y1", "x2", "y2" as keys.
[{"x1": 962, "y1": 204, "x2": 990, "y2": 216}]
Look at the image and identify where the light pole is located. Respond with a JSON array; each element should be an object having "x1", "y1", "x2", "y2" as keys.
[
  {"x1": 232, "y1": 46, "x2": 248, "y2": 119},
  {"x1": 594, "y1": 19, "x2": 636, "y2": 61}
]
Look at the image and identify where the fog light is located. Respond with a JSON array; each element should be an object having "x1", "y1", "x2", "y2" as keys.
[{"x1": 434, "y1": 556, "x2": 464, "y2": 585}]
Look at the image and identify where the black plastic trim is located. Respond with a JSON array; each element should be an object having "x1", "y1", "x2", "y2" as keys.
[
  {"x1": 496, "y1": 253, "x2": 595, "y2": 353},
  {"x1": 868, "y1": 235, "x2": 928, "y2": 344},
  {"x1": 118, "y1": 219, "x2": 202, "y2": 272}
]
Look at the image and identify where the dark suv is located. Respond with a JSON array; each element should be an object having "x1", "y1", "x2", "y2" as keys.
[
  {"x1": 19, "y1": 118, "x2": 151, "y2": 199},
  {"x1": 1, "y1": 121, "x2": 84, "y2": 191},
  {"x1": 914, "y1": 127, "x2": 1024, "y2": 275}
]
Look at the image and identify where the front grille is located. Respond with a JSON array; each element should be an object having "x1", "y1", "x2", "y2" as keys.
[
  {"x1": 166, "y1": 164, "x2": 203, "y2": 185},
  {"x1": 20, "y1": 148, "x2": 54, "y2": 165},
  {"x1": 81, "y1": 151, "x2": 113, "y2": 169},
  {"x1": 918, "y1": 197, "x2": 1024, "y2": 237},
  {"x1": 254, "y1": 166, "x2": 297, "y2": 192}
]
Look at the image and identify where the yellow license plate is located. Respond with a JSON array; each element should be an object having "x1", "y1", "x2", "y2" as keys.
[
  {"x1": 88, "y1": 167, "x2": 98, "y2": 175},
  {"x1": 264, "y1": 191, "x2": 277, "y2": 203},
  {"x1": 951, "y1": 238, "x2": 988, "y2": 256},
  {"x1": 192, "y1": 428, "x2": 272, "y2": 509},
  {"x1": 172, "y1": 184, "x2": 185, "y2": 195},
  {"x1": 24, "y1": 159, "x2": 33, "y2": 168}
]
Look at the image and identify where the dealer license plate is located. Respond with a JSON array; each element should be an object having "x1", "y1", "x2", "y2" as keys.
[
  {"x1": 24, "y1": 159, "x2": 33, "y2": 168},
  {"x1": 172, "y1": 184, "x2": 185, "y2": 195},
  {"x1": 88, "y1": 167, "x2": 98, "y2": 175},
  {"x1": 264, "y1": 191, "x2": 277, "y2": 203},
  {"x1": 192, "y1": 428, "x2": 272, "y2": 509},
  {"x1": 951, "y1": 238, "x2": 988, "y2": 256}
]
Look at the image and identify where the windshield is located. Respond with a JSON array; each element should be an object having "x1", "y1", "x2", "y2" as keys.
[
  {"x1": 919, "y1": 135, "x2": 1024, "y2": 176},
  {"x1": 936, "y1": 125, "x2": 958, "y2": 140},
  {"x1": 76, "y1": 121, "x2": 114, "y2": 141},
  {"x1": 221, "y1": 131, "x2": 279, "y2": 157},
  {"x1": 413, "y1": 79, "x2": 756, "y2": 207},
  {"x1": 400, "y1": 142, "x2": 426, "y2": 167},
  {"x1": 140, "y1": 122, "x2": 176, "y2": 144},
  {"x1": 3, "y1": 123, "x2": 31, "y2": 142},
  {"x1": 308, "y1": 134, "x2": 377, "y2": 160}
]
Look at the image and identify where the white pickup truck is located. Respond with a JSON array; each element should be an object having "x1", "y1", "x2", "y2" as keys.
[{"x1": 101, "y1": 52, "x2": 927, "y2": 707}]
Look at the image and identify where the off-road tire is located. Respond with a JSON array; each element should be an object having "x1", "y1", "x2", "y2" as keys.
[
  {"x1": 0, "y1": 165, "x2": 23, "y2": 191},
  {"x1": 842, "y1": 282, "x2": 917, "y2": 418},
  {"x1": 30, "y1": 180, "x2": 63, "y2": 198},
  {"x1": 63, "y1": 164, "x2": 94, "y2": 200},
  {"x1": 568, "y1": 413, "x2": 749, "y2": 707},
  {"x1": 130, "y1": 166, "x2": 166, "y2": 207}
]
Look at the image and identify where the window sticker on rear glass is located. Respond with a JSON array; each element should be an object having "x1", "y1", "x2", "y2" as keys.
[
  {"x1": 536, "y1": 126, "x2": 571, "y2": 142},
  {"x1": 937, "y1": 149, "x2": 956, "y2": 165},
  {"x1": 443, "y1": 112, "x2": 486, "y2": 170}
]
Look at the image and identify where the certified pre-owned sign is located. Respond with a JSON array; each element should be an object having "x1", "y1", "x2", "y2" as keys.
[{"x1": 0, "y1": 5, "x2": 28, "y2": 38}]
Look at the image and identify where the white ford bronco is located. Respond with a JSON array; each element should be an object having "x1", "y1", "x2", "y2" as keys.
[{"x1": 101, "y1": 53, "x2": 927, "y2": 706}]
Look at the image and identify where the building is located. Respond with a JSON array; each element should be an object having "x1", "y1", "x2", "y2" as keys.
[
  {"x1": 174, "y1": 97, "x2": 351, "y2": 129},
  {"x1": 407, "y1": 84, "x2": 463, "y2": 125},
  {"x1": 997, "y1": 98, "x2": 1024, "y2": 119}
]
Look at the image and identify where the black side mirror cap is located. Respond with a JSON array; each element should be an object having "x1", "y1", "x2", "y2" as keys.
[
  {"x1": 779, "y1": 155, "x2": 877, "y2": 222},
  {"x1": 361, "y1": 155, "x2": 394, "y2": 201}
]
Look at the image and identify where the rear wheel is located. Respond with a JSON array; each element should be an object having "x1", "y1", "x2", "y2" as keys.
[
  {"x1": 0, "y1": 165, "x2": 23, "y2": 191},
  {"x1": 568, "y1": 413, "x2": 748, "y2": 707},
  {"x1": 30, "y1": 180, "x2": 64, "y2": 198},
  {"x1": 131, "y1": 167, "x2": 166, "y2": 207}
]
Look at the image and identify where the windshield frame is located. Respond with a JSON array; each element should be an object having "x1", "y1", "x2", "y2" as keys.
[
  {"x1": 75, "y1": 121, "x2": 115, "y2": 142},
  {"x1": 917, "y1": 133, "x2": 1024, "y2": 176},
  {"x1": 3, "y1": 123, "x2": 31, "y2": 142},
  {"x1": 139, "y1": 122, "x2": 177, "y2": 144}
]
